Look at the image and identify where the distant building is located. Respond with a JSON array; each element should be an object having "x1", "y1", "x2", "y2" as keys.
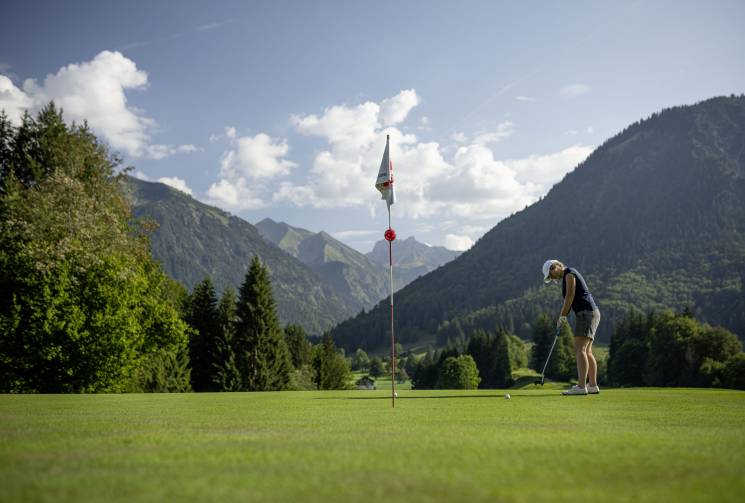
[{"x1": 356, "y1": 375, "x2": 376, "y2": 390}]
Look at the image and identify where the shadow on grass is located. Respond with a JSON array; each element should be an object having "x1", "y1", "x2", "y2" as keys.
[{"x1": 314, "y1": 393, "x2": 558, "y2": 400}]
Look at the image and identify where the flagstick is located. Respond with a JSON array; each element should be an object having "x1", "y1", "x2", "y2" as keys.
[{"x1": 388, "y1": 208, "x2": 396, "y2": 408}]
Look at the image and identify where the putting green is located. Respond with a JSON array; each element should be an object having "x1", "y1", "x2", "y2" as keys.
[{"x1": 1, "y1": 389, "x2": 743, "y2": 502}]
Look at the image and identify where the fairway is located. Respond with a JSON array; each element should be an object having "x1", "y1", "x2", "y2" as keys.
[{"x1": 2, "y1": 389, "x2": 744, "y2": 502}]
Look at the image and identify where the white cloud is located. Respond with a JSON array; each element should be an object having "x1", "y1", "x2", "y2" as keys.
[
  {"x1": 473, "y1": 121, "x2": 514, "y2": 145},
  {"x1": 515, "y1": 95, "x2": 537, "y2": 102},
  {"x1": 206, "y1": 132, "x2": 296, "y2": 210},
  {"x1": 292, "y1": 101, "x2": 380, "y2": 151},
  {"x1": 450, "y1": 132, "x2": 467, "y2": 143},
  {"x1": 0, "y1": 75, "x2": 32, "y2": 124},
  {"x1": 509, "y1": 144, "x2": 594, "y2": 194},
  {"x1": 560, "y1": 83, "x2": 591, "y2": 98},
  {"x1": 445, "y1": 234, "x2": 474, "y2": 251},
  {"x1": 225, "y1": 126, "x2": 236, "y2": 139},
  {"x1": 220, "y1": 133, "x2": 296, "y2": 180},
  {"x1": 379, "y1": 89, "x2": 420, "y2": 127},
  {"x1": 131, "y1": 170, "x2": 151, "y2": 181},
  {"x1": 206, "y1": 178, "x2": 267, "y2": 210},
  {"x1": 276, "y1": 91, "x2": 422, "y2": 210},
  {"x1": 146, "y1": 144, "x2": 198, "y2": 160},
  {"x1": 158, "y1": 176, "x2": 193, "y2": 195},
  {"x1": 273, "y1": 90, "x2": 593, "y2": 226},
  {"x1": 0, "y1": 51, "x2": 194, "y2": 159}
]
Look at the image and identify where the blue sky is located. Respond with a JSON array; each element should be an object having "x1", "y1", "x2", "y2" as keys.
[{"x1": 2, "y1": 0, "x2": 744, "y2": 252}]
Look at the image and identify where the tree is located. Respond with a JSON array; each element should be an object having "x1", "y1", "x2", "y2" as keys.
[
  {"x1": 369, "y1": 357, "x2": 384, "y2": 378},
  {"x1": 186, "y1": 278, "x2": 221, "y2": 391},
  {"x1": 531, "y1": 314, "x2": 573, "y2": 381},
  {"x1": 437, "y1": 355, "x2": 480, "y2": 389},
  {"x1": 493, "y1": 329, "x2": 514, "y2": 388},
  {"x1": 0, "y1": 104, "x2": 188, "y2": 392},
  {"x1": 403, "y1": 354, "x2": 418, "y2": 377},
  {"x1": 466, "y1": 328, "x2": 514, "y2": 388},
  {"x1": 0, "y1": 111, "x2": 13, "y2": 187},
  {"x1": 234, "y1": 256, "x2": 292, "y2": 391},
  {"x1": 352, "y1": 348, "x2": 370, "y2": 371},
  {"x1": 644, "y1": 312, "x2": 699, "y2": 386},
  {"x1": 212, "y1": 287, "x2": 241, "y2": 391},
  {"x1": 723, "y1": 354, "x2": 745, "y2": 390},
  {"x1": 608, "y1": 310, "x2": 652, "y2": 386},
  {"x1": 685, "y1": 325, "x2": 742, "y2": 386},
  {"x1": 395, "y1": 366, "x2": 409, "y2": 383},
  {"x1": 466, "y1": 330, "x2": 496, "y2": 387},
  {"x1": 311, "y1": 334, "x2": 351, "y2": 390},
  {"x1": 507, "y1": 334, "x2": 528, "y2": 369},
  {"x1": 284, "y1": 323, "x2": 311, "y2": 369},
  {"x1": 127, "y1": 346, "x2": 192, "y2": 393}
]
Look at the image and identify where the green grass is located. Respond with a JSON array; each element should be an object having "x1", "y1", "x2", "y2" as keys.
[{"x1": 1, "y1": 389, "x2": 744, "y2": 502}]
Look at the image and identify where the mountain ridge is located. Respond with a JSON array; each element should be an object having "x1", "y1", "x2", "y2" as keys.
[
  {"x1": 122, "y1": 177, "x2": 357, "y2": 335},
  {"x1": 331, "y1": 95, "x2": 745, "y2": 351}
]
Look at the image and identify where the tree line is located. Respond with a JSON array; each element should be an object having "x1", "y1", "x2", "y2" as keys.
[
  {"x1": 354, "y1": 308, "x2": 744, "y2": 391},
  {"x1": 404, "y1": 314, "x2": 576, "y2": 390},
  {"x1": 608, "y1": 308, "x2": 745, "y2": 389},
  {"x1": 182, "y1": 259, "x2": 350, "y2": 393}
]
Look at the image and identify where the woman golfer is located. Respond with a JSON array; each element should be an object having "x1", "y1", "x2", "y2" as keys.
[{"x1": 542, "y1": 260, "x2": 601, "y2": 395}]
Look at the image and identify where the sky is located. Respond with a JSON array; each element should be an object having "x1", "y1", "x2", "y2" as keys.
[{"x1": 2, "y1": 0, "x2": 744, "y2": 253}]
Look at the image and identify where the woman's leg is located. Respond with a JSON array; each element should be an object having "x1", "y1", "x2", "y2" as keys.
[
  {"x1": 574, "y1": 336, "x2": 591, "y2": 388},
  {"x1": 586, "y1": 340, "x2": 597, "y2": 387}
]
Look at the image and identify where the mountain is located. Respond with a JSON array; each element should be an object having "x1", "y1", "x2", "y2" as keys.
[
  {"x1": 122, "y1": 177, "x2": 357, "y2": 335},
  {"x1": 331, "y1": 95, "x2": 745, "y2": 351},
  {"x1": 255, "y1": 218, "x2": 391, "y2": 311},
  {"x1": 367, "y1": 236, "x2": 461, "y2": 286}
]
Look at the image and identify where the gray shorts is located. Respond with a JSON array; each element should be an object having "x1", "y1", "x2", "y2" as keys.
[{"x1": 575, "y1": 310, "x2": 601, "y2": 340}]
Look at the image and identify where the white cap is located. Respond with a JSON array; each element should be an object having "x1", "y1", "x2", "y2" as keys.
[{"x1": 542, "y1": 259, "x2": 559, "y2": 284}]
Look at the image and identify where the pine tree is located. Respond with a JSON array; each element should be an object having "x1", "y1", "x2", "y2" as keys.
[
  {"x1": 493, "y1": 328, "x2": 514, "y2": 387},
  {"x1": 211, "y1": 287, "x2": 241, "y2": 391},
  {"x1": 311, "y1": 334, "x2": 351, "y2": 390},
  {"x1": 531, "y1": 313, "x2": 574, "y2": 381},
  {"x1": 186, "y1": 278, "x2": 221, "y2": 391},
  {"x1": 0, "y1": 110, "x2": 13, "y2": 188},
  {"x1": 234, "y1": 256, "x2": 292, "y2": 391},
  {"x1": 284, "y1": 323, "x2": 311, "y2": 369}
]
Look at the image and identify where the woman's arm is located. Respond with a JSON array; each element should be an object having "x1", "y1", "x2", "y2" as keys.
[{"x1": 561, "y1": 273, "x2": 575, "y2": 317}]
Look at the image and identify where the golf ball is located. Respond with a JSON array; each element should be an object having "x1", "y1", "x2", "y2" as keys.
[{"x1": 504, "y1": 394, "x2": 511, "y2": 400}]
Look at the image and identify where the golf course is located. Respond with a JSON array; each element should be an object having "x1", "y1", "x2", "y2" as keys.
[{"x1": 2, "y1": 389, "x2": 743, "y2": 502}]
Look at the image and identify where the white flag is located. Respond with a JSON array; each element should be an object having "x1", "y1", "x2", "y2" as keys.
[{"x1": 375, "y1": 135, "x2": 395, "y2": 208}]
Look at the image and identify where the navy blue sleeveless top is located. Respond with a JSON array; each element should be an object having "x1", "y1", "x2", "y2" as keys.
[{"x1": 562, "y1": 267, "x2": 598, "y2": 313}]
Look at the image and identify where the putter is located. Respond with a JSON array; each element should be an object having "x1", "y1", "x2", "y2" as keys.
[{"x1": 534, "y1": 327, "x2": 561, "y2": 386}]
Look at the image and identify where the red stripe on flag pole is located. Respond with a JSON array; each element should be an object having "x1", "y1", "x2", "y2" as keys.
[{"x1": 389, "y1": 237, "x2": 395, "y2": 408}]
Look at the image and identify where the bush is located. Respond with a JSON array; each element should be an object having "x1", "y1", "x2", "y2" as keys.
[
  {"x1": 723, "y1": 353, "x2": 745, "y2": 390},
  {"x1": 437, "y1": 355, "x2": 481, "y2": 389}
]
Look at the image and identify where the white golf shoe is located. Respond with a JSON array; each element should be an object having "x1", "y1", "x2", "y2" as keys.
[
  {"x1": 588, "y1": 385, "x2": 600, "y2": 394},
  {"x1": 562, "y1": 385, "x2": 588, "y2": 396}
]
